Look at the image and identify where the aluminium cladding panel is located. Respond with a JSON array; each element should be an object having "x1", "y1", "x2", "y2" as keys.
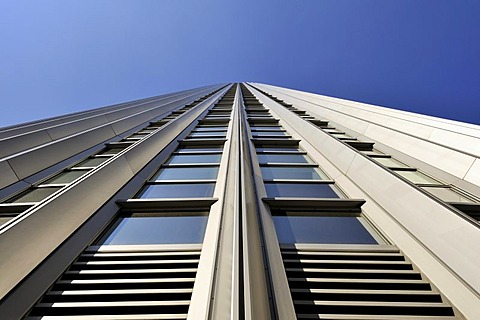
[
  {"x1": 0, "y1": 86, "x2": 223, "y2": 190},
  {"x1": 249, "y1": 86, "x2": 480, "y2": 319},
  {"x1": 253, "y1": 83, "x2": 480, "y2": 144},
  {"x1": 252, "y1": 83, "x2": 480, "y2": 188},
  {"x1": 0, "y1": 86, "x2": 209, "y2": 140},
  {"x1": 0, "y1": 161, "x2": 19, "y2": 191},
  {"x1": 0, "y1": 85, "x2": 231, "y2": 301},
  {"x1": 0, "y1": 85, "x2": 216, "y2": 159}
]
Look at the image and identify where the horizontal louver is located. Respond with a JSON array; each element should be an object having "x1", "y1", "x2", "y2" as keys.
[
  {"x1": 26, "y1": 247, "x2": 201, "y2": 319},
  {"x1": 281, "y1": 246, "x2": 457, "y2": 319}
]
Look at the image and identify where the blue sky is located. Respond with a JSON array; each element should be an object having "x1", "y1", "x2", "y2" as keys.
[{"x1": 1, "y1": 0, "x2": 479, "y2": 127}]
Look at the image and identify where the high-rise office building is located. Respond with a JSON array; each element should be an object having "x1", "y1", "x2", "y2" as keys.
[{"x1": 0, "y1": 83, "x2": 479, "y2": 319}]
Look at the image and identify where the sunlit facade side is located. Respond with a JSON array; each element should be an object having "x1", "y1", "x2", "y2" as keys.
[{"x1": 0, "y1": 83, "x2": 479, "y2": 319}]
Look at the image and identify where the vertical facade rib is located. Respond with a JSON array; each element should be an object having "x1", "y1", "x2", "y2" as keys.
[{"x1": 0, "y1": 83, "x2": 478, "y2": 319}]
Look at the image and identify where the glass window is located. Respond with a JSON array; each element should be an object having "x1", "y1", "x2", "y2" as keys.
[
  {"x1": 257, "y1": 154, "x2": 310, "y2": 164},
  {"x1": 248, "y1": 114, "x2": 271, "y2": 117},
  {"x1": 252, "y1": 131, "x2": 287, "y2": 137},
  {"x1": 422, "y1": 187, "x2": 475, "y2": 203},
  {"x1": 208, "y1": 111, "x2": 230, "y2": 115},
  {"x1": 139, "y1": 183, "x2": 215, "y2": 198},
  {"x1": 194, "y1": 127, "x2": 227, "y2": 132},
  {"x1": 167, "y1": 154, "x2": 222, "y2": 164},
  {"x1": 373, "y1": 157, "x2": 409, "y2": 168},
  {"x1": 73, "y1": 157, "x2": 109, "y2": 168},
  {"x1": 99, "y1": 213, "x2": 208, "y2": 245},
  {"x1": 273, "y1": 215, "x2": 377, "y2": 244},
  {"x1": 153, "y1": 167, "x2": 219, "y2": 181},
  {"x1": 97, "y1": 148, "x2": 126, "y2": 155},
  {"x1": 323, "y1": 128, "x2": 342, "y2": 133},
  {"x1": 265, "y1": 183, "x2": 339, "y2": 198},
  {"x1": 330, "y1": 133, "x2": 354, "y2": 139},
  {"x1": 127, "y1": 134, "x2": 148, "y2": 139},
  {"x1": 8, "y1": 187, "x2": 63, "y2": 203},
  {"x1": 250, "y1": 126, "x2": 283, "y2": 131},
  {"x1": 176, "y1": 146, "x2": 224, "y2": 153},
  {"x1": 256, "y1": 147, "x2": 301, "y2": 152},
  {"x1": 204, "y1": 116, "x2": 230, "y2": 119},
  {"x1": 361, "y1": 149, "x2": 385, "y2": 156},
  {"x1": 261, "y1": 167, "x2": 328, "y2": 180},
  {"x1": 395, "y1": 170, "x2": 440, "y2": 185},
  {"x1": 41, "y1": 170, "x2": 89, "y2": 185},
  {"x1": 189, "y1": 132, "x2": 226, "y2": 137}
]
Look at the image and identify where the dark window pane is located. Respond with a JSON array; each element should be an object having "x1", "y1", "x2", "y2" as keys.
[
  {"x1": 128, "y1": 134, "x2": 148, "y2": 139},
  {"x1": 194, "y1": 127, "x2": 227, "y2": 132},
  {"x1": 189, "y1": 132, "x2": 226, "y2": 137},
  {"x1": 97, "y1": 148, "x2": 126, "y2": 155},
  {"x1": 265, "y1": 183, "x2": 339, "y2": 198},
  {"x1": 257, "y1": 154, "x2": 309, "y2": 164},
  {"x1": 139, "y1": 183, "x2": 215, "y2": 198},
  {"x1": 8, "y1": 187, "x2": 63, "y2": 203},
  {"x1": 176, "y1": 146, "x2": 224, "y2": 153},
  {"x1": 261, "y1": 167, "x2": 327, "y2": 180},
  {"x1": 153, "y1": 167, "x2": 219, "y2": 181},
  {"x1": 256, "y1": 147, "x2": 300, "y2": 152},
  {"x1": 330, "y1": 133, "x2": 353, "y2": 139},
  {"x1": 167, "y1": 154, "x2": 222, "y2": 164},
  {"x1": 250, "y1": 126, "x2": 283, "y2": 131},
  {"x1": 252, "y1": 131, "x2": 287, "y2": 137},
  {"x1": 73, "y1": 157, "x2": 109, "y2": 168},
  {"x1": 99, "y1": 215, "x2": 208, "y2": 245},
  {"x1": 273, "y1": 216, "x2": 378, "y2": 244},
  {"x1": 42, "y1": 170, "x2": 88, "y2": 185}
]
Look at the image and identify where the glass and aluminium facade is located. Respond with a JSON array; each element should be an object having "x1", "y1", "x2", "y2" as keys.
[{"x1": 0, "y1": 83, "x2": 479, "y2": 319}]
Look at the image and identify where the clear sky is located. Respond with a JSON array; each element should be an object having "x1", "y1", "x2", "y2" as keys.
[{"x1": 1, "y1": 0, "x2": 479, "y2": 128}]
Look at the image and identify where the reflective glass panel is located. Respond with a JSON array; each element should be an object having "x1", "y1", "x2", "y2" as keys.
[
  {"x1": 128, "y1": 134, "x2": 148, "y2": 139},
  {"x1": 331, "y1": 133, "x2": 353, "y2": 139},
  {"x1": 99, "y1": 214, "x2": 208, "y2": 245},
  {"x1": 396, "y1": 170, "x2": 439, "y2": 185},
  {"x1": 194, "y1": 127, "x2": 227, "y2": 132},
  {"x1": 261, "y1": 167, "x2": 328, "y2": 180},
  {"x1": 167, "y1": 154, "x2": 222, "y2": 164},
  {"x1": 189, "y1": 132, "x2": 226, "y2": 137},
  {"x1": 139, "y1": 183, "x2": 215, "y2": 198},
  {"x1": 153, "y1": 167, "x2": 219, "y2": 181},
  {"x1": 265, "y1": 183, "x2": 339, "y2": 198},
  {"x1": 323, "y1": 128, "x2": 342, "y2": 133},
  {"x1": 257, "y1": 154, "x2": 309, "y2": 164},
  {"x1": 273, "y1": 216, "x2": 377, "y2": 244},
  {"x1": 252, "y1": 131, "x2": 287, "y2": 137},
  {"x1": 361, "y1": 149, "x2": 385, "y2": 156},
  {"x1": 97, "y1": 148, "x2": 126, "y2": 155},
  {"x1": 250, "y1": 126, "x2": 283, "y2": 131},
  {"x1": 8, "y1": 187, "x2": 62, "y2": 203},
  {"x1": 73, "y1": 157, "x2": 109, "y2": 168},
  {"x1": 422, "y1": 187, "x2": 475, "y2": 203},
  {"x1": 42, "y1": 170, "x2": 89, "y2": 185},
  {"x1": 256, "y1": 147, "x2": 300, "y2": 152},
  {"x1": 373, "y1": 157, "x2": 409, "y2": 168},
  {"x1": 176, "y1": 146, "x2": 224, "y2": 153}
]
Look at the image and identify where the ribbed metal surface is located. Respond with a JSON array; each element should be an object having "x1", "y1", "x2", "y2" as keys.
[
  {"x1": 25, "y1": 247, "x2": 201, "y2": 319},
  {"x1": 281, "y1": 246, "x2": 457, "y2": 319}
]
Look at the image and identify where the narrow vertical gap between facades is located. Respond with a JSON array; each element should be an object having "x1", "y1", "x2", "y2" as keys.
[
  {"x1": 237, "y1": 86, "x2": 245, "y2": 319},
  {"x1": 240, "y1": 83, "x2": 278, "y2": 319}
]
